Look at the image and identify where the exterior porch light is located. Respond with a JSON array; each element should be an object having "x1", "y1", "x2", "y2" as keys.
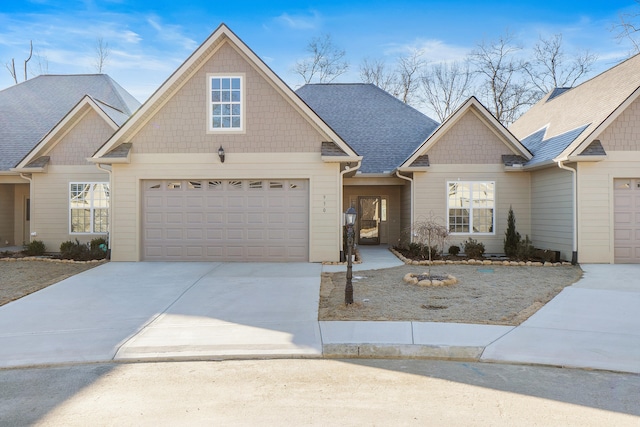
[
  {"x1": 344, "y1": 206, "x2": 357, "y2": 305},
  {"x1": 218, "y1": 145, "x2": 225, "y2": 163}
]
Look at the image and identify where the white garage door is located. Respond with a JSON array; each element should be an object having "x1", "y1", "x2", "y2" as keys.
[
  {"x1": 614, "y1": 178, "x2": 640, "y2": 263},
  {"x1": 143, "y1": 179, "x2": 309, "y2": 261}
]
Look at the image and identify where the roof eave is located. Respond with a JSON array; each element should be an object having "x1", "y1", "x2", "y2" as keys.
[
  {"x1": 322, "y1": 155, "x2": 363, "y2": 163},
  {"x1": 567, "y1": 154, "x2": 607, "y2": 162}
]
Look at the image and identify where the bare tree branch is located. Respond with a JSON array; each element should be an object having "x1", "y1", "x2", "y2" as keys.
[
  {"x1": 23, "y1": 40, "x2": 33, "y2": 82},
  {"x1": 470, "y1": 32, "x2": 536, "y2": 125},
  {"x1": 525, "y1": 33, "x2": 597, "y2": 96},
  {"x1": 359, "y1": 57, "x2": 401, "y2": 96},
  {"x1": 293, "y1": 34, "x2": 349, "y2": 84},
  {"x1": 396, "y1": 48, "x2": 426, "y2": 104},
  {"x1": 613, "y1": 0, "x2": 640, "y2": 55},
  {"x1": 94, "y1": 37, "x2": 110, "y2": 73},
  {"x1": 5, "y1": 58, "x2": 17, "y2": 84},
  {"x1": 421, "y1": 60, "x2": 473, "y2": 122}
]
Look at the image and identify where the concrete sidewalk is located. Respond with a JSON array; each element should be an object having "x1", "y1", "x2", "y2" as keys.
[{"x1": 0, "y1": 246, "x2": 638, "y2": 374}]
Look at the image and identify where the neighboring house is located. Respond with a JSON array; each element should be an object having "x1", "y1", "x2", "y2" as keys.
[
  {"x1": 0, "y1": 75, "x2": 140, "y2": 251},
  {"x1": 509, "y1": 53, "x2": 640, "y2": 264}
]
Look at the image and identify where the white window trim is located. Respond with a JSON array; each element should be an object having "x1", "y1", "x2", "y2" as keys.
[
  {"x1": 447, "y1": 181, "x2": 495, "y2": 235},
  {"x1": 207, "y1": 73, "x2": 245, "y2": 133},
  {"x1": 69, "y1": 182, "x2": 110, "y2": 234}
]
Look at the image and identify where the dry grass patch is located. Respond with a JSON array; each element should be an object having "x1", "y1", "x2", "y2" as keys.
[{"x1": 319, "y1": 264, "x2": 583, "y2": 326}]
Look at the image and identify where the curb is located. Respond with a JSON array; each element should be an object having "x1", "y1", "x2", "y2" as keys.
[{"x1": 322, "y1": 344, "x2": 485, "y2": 361}]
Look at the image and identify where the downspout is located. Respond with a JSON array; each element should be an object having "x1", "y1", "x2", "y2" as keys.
[
  {"x1": 339, "y1": 161, "x2": 361, "y2": 259},
  {"x1": 558, "y1": 161, "x2": 578, "y2": 264},
  {"x1": 395, "y1": 170, "x2": 414, "y2": 243},
  {"x1": 19, "y1": 173, "x2": 33, "y2": 243},
  {"x1": 95, "y1": 163, "x2": 112, "y2": 258}
]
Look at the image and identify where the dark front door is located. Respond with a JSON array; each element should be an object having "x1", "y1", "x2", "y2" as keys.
[{"x1": 358, "y1": 196, "x2": 380, "y2": 245}]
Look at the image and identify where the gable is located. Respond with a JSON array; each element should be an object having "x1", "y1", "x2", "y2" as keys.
[
  {"x1": 595, "y1": 96, "x2": 640, "y2": 152},
  {"x1": 425, "y1": 109, "x2": 515, "y2": 164},
  {"x1": 124, "y1": 42, "x2": 325, "y2": 155},
  {"x1": 46, "y1": 109, "x2": 115, "y2": 166}
]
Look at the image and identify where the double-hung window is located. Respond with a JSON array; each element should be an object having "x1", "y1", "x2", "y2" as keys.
[
  {"x1": 447, "y1": 181, "x2": 495, "y2": 234},
  {"x1": 208, "y1": 75, "x2": 243, "y2": 132},
  {"x1": 69, "y1": 183, "x2": 109, "y2": 234}
]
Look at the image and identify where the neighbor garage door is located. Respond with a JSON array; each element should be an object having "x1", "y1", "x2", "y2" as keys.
[
  {"x1": 143, "y1": 179, "x2": 309, "y2": 261},
  {"x1": 614, "y1": 178, "x2": 640, "y2": 263}
]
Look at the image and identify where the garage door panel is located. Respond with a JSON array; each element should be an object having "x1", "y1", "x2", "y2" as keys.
[
  {"x1": 143, "y1": 179, "x2": 309, "y2": 261},
  {"x1": 615, "y1": 178, "x2": 640, "y2": 263}
]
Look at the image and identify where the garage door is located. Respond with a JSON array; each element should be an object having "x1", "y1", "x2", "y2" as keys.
[
  {"x1": 143, "y1": 179, "x2": 309, "y2": 261},
  {"x1": 614, "y1": 178, "x2": 640, "y2": 263}
]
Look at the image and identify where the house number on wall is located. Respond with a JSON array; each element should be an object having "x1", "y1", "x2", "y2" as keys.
[{"x1": 323, "y1": 195, "x2": 326, "y2": 213}]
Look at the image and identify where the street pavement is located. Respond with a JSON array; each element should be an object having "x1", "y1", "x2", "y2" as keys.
[{"x1": 0, "y1": 246, "x2": 638, "y2": 373}]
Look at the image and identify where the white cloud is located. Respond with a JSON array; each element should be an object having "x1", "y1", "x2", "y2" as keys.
[
  {"x1": 383, "y1": 39, "x2": 471, "y2": 63},
  {"x1": 275, "y1": 11, "x2": 321, "y2": 30},
  {"x1": 146, "y1": 15, "x2": 197, "y2": 50}
]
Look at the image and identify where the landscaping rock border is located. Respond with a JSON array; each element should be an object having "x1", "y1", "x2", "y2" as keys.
[{"x1": 390, "y1": 248, "x2": 573, "y2": 267}]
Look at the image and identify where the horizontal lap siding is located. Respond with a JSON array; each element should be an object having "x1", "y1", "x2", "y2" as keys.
[
  {"x1": 31, "y1": 166, "x2": 109, "y2": 252},
  {"x1": 0, "y1": 185, "x2": 14, "y2": 247},
  {"x1": 110, "y1": 153, "x2": 340, "y2": 262},
  {"x1": 531, "y1": 167, "x2": 574, "y2": 261},
  {"x1": 577, "y1": 152, "x2": 640, "y2": 263},
  {"x1": 412, "y1": 165, "x2": 530, "y2": 254}
]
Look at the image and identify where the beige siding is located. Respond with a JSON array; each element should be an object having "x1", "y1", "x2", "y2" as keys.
[
  {"x1": 30, "y1": 166, "x2": 109, "y2": 252},
  {"x1": 575, "y1": 152, "x2": 640, "y2": 263},
  {"x1": 342, "y1": 184, "x2": 403, "y2": 245},
  {"x1": 530, "y1": 167, "x2": 574, "y2": 261},
  {"x1": 0, "y1": 185, "x2": 14, "y2": 247},
  {"x1": 412, "y1": 165, "x2": 530, "y2": 254},
  {"x1": 110, "y1": 153, "x2": 340, "y2": 262},
  {"x1": 598, "y1": 97, "x2": 640, "y2": 151},
  {"x1": 132, "y1": 42, "x2": 324, "y2": 155},
  {"x1": 47, "y1": 110, "x2": 115, "y2": 166},
  {"x1": 427, "y1": 110, "x2": 514, "y2": 165},
  {"x1": 13, "y1": 184, "x2": 29, "y2": 245}
]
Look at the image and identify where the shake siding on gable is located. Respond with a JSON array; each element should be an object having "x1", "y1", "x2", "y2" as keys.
[
  {"x1": 596, "y1": 97, "x2": 640, "y2": 151},
  {"x1": 132, "y1": 42, "x2": 323, "y2": 154},
  {"x1": 530, "y1": 167, "x2": 573, "y2": 261},
  {"x1": 412, "y1": 165, "x2": 530, "y2": 254},
  {"x1": 426, "y1": 111, "x2": 513, "y2": 164},
  {"x1": 47, "y1": 110, "x2": 116, "y2": 165}
]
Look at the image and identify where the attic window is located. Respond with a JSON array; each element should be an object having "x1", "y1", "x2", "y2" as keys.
[{"x1": 208, "y1": 75, "x2": 244, "y2": 132}]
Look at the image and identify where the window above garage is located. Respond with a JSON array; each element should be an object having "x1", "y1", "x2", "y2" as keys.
[{"x1": 208, "y1": 74, "x2": 244, "y2": 133}]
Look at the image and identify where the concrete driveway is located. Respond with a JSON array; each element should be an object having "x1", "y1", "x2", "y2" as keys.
[{"x1": 0, "y1": 262, "x2": 322, "y2": 368}]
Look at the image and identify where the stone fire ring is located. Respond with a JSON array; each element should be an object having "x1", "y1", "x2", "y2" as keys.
[{"x1": 403, "y1": 272, "x2": 458, "y2": 287}]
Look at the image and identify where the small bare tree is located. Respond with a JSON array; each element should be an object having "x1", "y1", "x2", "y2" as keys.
[
  {"x1": 293, "y1": 33, "x2": 349, "y2": 84},
  {"x1": 412, "y1": 214, "x2": 449, "y2": 276},
  {"x1": 94, "y1": 37, "x2": 110, "y2": 73},
  {"x1": 421, "y1": 60, "x2": 473, "y2": 122}
]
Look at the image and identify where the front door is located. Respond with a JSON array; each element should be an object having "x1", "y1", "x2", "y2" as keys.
[{"x1": 358, "y1": 196, "x2": 380, "y2": 245}]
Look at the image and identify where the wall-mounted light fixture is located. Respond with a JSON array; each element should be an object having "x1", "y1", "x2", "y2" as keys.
[{"x1": 218, "y1": 145, "x2": 225, "y2": 163}]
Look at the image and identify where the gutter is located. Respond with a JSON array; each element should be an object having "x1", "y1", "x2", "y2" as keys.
[
  {"x1": 95, "y1": 163, "x2": 113, "y2": 257},
  {"x1": 557, "y1": 160, "x2": 578, "y2": 264},
  {"x1": 395, "y1": 170, "x2": 414, "y2": 243}
]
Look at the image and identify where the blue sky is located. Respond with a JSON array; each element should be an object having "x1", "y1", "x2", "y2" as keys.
[{"x1": 0, "y1": 0, "x2": 638, "y2": 102}]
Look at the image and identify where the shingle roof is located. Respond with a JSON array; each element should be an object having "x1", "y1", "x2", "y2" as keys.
[
  {"x1": 510, "y1": 53, "x2": 640, "y2": 160},
  {"x1": 521, "y1": 124, "x2": 590, "y2": 166},
  {"x1": 0, "y1": 74, "x2": 140, "y2": 171},
  {"x1": 296, "y1": 83, "x2": 439, "y2": 173}
]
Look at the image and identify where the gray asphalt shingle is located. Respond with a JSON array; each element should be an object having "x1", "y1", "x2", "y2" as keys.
[
  {"x1": 0, "y1": 74, "x2": 140, "y2": 171},
  {"x1": 296, "y1": 83, "x2": 439, "y2": 174}
]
